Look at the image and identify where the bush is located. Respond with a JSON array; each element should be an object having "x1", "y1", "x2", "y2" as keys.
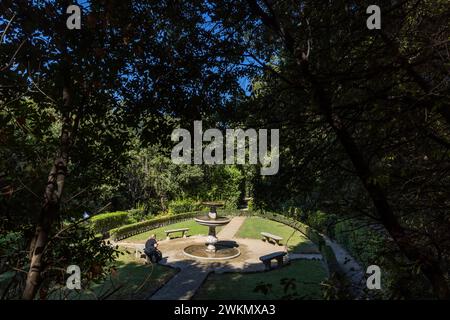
[
  {"x1": 90, "y1": 211, "x2": 131, "y2": 235},
  {"x1": 110, "y1": 211, "x2": 204, "y2": 241},
  {"x1": 333, "y1": 220, "x2": 384, "y2": 268},
  {"x1": 306, "y1": 210, "x2": 337, "y2": 237},
  {"x1": 146, "y1": 198, "x2": 163, "y2": 216},
  {"x1": 127, "y1": 208, "x2": 146, "y2": 223},
  {"x1": 168, "y1": 199, "x2": 204, "y2": 214},
  {"x1": 223, "y1": 166, "x2": 243, "y2": 209},
  {"x1": 247, "y1": 198, "x2": 254, "y2": 211}
]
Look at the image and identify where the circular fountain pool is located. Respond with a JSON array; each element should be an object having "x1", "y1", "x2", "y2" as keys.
[
  {"x1": 183, "y1": 243, "x2": 240, "y2": 260},
  {"x1": 182, "y1": 207, "x2": 241, "y2": 260}
]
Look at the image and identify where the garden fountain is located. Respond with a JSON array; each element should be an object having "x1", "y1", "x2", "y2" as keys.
[{"x1": 183, "y1": 206, "x2": 240, "y2": 260}]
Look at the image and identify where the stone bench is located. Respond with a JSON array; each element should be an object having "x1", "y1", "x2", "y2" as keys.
[
  {"x1": 165, "y1": 228, "x2": 189, "y2": 240},
  {"x1": 261, "y1": 232, "x2": 283, "y2": 245},
  {"x1": 259, "y1": 251, "x2": 287, "y2": 270}
]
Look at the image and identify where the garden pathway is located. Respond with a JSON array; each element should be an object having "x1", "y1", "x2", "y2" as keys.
[
  {"x1": 216, "y1": 216, "x2": 246, "y2": 239},
  {"x1": 149, "y1": 216, "x2": 247, "y2": 300},
  {"x1": 150, "y1": 264, "x2": 211, "y2": 300}
]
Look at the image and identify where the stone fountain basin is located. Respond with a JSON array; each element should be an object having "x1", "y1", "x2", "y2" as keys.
[{"x1": 194, "y1": 216, "x2": 230, "y2": 226}]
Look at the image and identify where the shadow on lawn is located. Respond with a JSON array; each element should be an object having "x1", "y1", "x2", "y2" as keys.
[{"x1": 151, "y1": 243, "x2": 326, "y2": 300}]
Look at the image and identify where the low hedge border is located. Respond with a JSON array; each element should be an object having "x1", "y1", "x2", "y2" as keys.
[
  {"x1": 90, "y1": 211, "x2": 131, "y2": 235},
  {"x1": 110, "y1": 211, "x2": 206, "y2": 241}
]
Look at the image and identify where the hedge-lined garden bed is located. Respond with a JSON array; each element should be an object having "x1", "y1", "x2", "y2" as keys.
[
  {"x1": 90, "y1": 211, "x2": 131, "y2": 235},
  {"x1": 110, "y1": 211, "x2": 206, "y2": 241}
]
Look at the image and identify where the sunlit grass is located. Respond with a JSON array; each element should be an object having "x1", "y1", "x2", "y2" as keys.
[
  {"x1": 194, "y1": 260, "x2": 327, "y2": 300},
  {"x1": 236, "y1": 216, "x2": 319, "y2": 253}
]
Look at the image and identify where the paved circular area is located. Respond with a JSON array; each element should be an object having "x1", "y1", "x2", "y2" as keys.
[
  {"x1": 162, "y1": 236, "x2": 286, "y2": 271},
  {"x1": 120, "y1": 235, "x2": 288, "y2": 272},
  {"x1": 116, "y1": 217, "x2": 324, "y2": 299}
]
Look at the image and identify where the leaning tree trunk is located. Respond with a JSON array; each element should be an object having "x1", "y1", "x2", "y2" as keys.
[
  {"x1": 22, "y1": 68, "x2": 74, "y2": 299},
  {"x1": 22, "y1": 113, "x2": 73, "y2": 300},
  {"x1": 22, "y1": 122, "x2": 71, "y2": 299}
]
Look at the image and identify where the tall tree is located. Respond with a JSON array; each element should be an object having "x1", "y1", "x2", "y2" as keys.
[
  {"x1": 212, "y1": 0, "x2": 450, "y2": 298},
  {"x1": 1, "y1": 0, "x2": 245, "y2": 299}
]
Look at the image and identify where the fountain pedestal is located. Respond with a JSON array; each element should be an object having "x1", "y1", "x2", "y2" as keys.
[
  {"x1": 183, "y1": 206, "x2": 240, "y2": 260},
  {"x1": 206, "y1": 227, "x2": 218, "y2": 252}
]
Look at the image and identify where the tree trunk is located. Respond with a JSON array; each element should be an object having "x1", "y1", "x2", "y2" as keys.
[
  {"x1": 22, "y1": 120, "x2": 71, "y2": 300},
  {"x1": 160, "y1": 193, "x2": 167, "y2": 212},
  {"x1": 22, "y1": 60, "x2": 74, "y2": 299}
]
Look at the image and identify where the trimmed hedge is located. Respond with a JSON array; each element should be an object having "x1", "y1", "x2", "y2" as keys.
[
  {"x1": 90, "y1": 211, "x2": 131, "y2": 235},
  {"x1": 110, "y1": 211, "x2": 205, "y2": 241}
]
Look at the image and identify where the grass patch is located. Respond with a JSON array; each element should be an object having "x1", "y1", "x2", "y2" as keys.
[
  {"x1": 49, "y1": 249, "x2": 177, "y2": 300},
  {"x1": 237, "y1": 217, "x2": 318, "y2": 253},
  {"x1": 194, "y1": 260, "x2": 327, "y2": 300},
  {"x1": 125, "y1": 219, "x2": 221, "y2": 242}
]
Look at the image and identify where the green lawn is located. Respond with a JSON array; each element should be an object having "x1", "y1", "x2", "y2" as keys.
[
  {"x1": 48, "y1": 249, "x2": 177, "y2": 300},
  {"x1": 236, "y1": 216, "x2": 319, "y2": 253},
  {"x1": 194, "y1": 260, "x2": 327, "y2": 300},
  {"x1": 125, "y1": 219, "x2": 221, "y2": 242}
]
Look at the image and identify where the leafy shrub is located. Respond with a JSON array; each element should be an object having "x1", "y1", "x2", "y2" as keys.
[
  {"x1": 247, "y1": 198, "x2": 254, "y2": 211},
  {"x1": 222, "y1": 166, "x2": 243, "y2": 209},
  {"x1": 90, "y1": 211, "x2": 131, "y2": 235},
  {"x1": 333, "y1": 220, "x2": 384, "y2": 268},
  {"x1": 306, "y1": 210, "x2": 337, "y2": 237},
  {"x1": 321, "y1": 272, "x2": 353, "y2": 300},
  {"x1": 168, "y1": 199, "x2": 204, "y2": 214},
  {"x1": 146, "y1": 198, "x2": 163, "y2": 216},
  {"x1": 127, "y1": 208, "x2": 146, "y2": 223},
  {"x1": 0, "y1": 231, "x2": 26, "y2": 275}
]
